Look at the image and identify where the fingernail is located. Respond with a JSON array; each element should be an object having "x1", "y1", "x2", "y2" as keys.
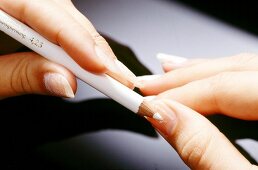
[
  {"x1": 143, "y1": 95, "x2": 156, "y2": 102},
  {"x1": 114, "y1": 59, "x2": 138, "y2": 86},
  {"x1": 148, "y1": 101, "x2": 177, "y2": 137},
  {"x1": 95, "y1": 46, "x2": 121, "y2": 74},
  {"x1": 156, "y1": 53, "x2": 187, "y2": 65},
  {"x1": 44, "y1": 73, "x2": 75, "y2": 98},
  {"x1": 137, "y1": 75, "x2": 162, "y2": 81},
  {"x1": 162, "y1": 62, "x2": 175, "y2": 71},
  {"x1": 95, "y1": 46, "x2": 136, "y2": 87},
  {"x1": 136, "y1": 75, "x2": 162, "y2": 88}
]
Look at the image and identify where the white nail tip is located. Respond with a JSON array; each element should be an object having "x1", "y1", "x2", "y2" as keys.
[
  {"x1": 153, "y1": 112, "x2": 163, "y2": 121},
  {"x1": 115, "y1": 59, "x2": 137, "y2": 82},
  {"x1": 143, "y1": 96, "x2": 156, "y2": 101},
  {"x1": 44, "y1": 73, "x2": 74, "y2": 98},
  {"x1": 137, "y1": 75, "x2": 162, "y2": 81},
  {"x1": 95, "y1": 46, "x2": 138, "y2": 87},
  {"x1": 156, "y1": 53, "x2": 187, "y2": 64}
]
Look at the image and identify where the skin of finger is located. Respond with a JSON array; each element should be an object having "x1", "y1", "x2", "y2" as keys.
[
  {"x1": 0, "y1": 0, "x2": 106, "y2": 73},
  {"x1": 58, "y1": 1, "x2": 134, "y2": 87},
  {"x1": 46, "y1": 0, "x2": 135, "y2": 88},
  {"x1": 58, "y1": 1, "x2": 137, "y2": 88},
  {"x1": 156, "y1": 71, "x2": 258, "y2": 120},
  {"x1": 149, "y1": 99, "x2": 252, "y2": 170},
  {"x1": 57, "y1": 0, "x2": 117, "y2": 60},
  {"x1": 141, "y1": 53, "x2": 258, "y2": 95},
  {"x1": 0, "y1": 52, "x2": 76, "y2": 97}
]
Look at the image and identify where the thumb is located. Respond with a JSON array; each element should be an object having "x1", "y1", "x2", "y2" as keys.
[
  {"x1": 147, "y1": 99, "x2": 256, "y2": 170},
  {"x1": 0, "y1": 52, "x2": 76, "y2": 98}
]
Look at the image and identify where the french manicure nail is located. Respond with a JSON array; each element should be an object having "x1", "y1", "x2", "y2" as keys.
[
  {"x1": 143, "y1": 95, "x2": 156, "y2": 102},
  {"x1": 44, "y1": 73, "x2": 74, "y2": 98},
  {"x1": 137, "y1": 75, "x2": 162, "y2": 81},
  {"x1": 95, "y1": 46, "x2": 121, "y2": 74},
  {"x1": 114, "y1": 59, "x2": 138, "y2": 85},
  {"x1": 136, "y1": 75, "x2": 162, "y2": 88},
  {"x1": 149, "y1": 101, "x2": 177, "y2": 137},
  {"x1": 156, "y1": 53, "x2": 187, "y2": 65},
  {"x1": 95, "y1": 46, "x2": 136, "y2": 87}
]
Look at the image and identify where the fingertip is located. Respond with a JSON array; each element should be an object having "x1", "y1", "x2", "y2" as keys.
[
  {"x1": 139, "y1": 87, "x2": 156, "y2": 96},
  {"x1": 106, "y1": 70, "x2": 135, "y2": 89},
  {"x1": 156, "y1": 53, "x2": 188, "y2": 67},
  {"x1": 162, "y1": 63, "x2": 174, "y2": 72},
  {"x1": 62, "y1": 69, "x2": 77, "y2": 95},
  {"x1": 136, "y1": 75, "x2": 164, "y2": 95},
  {"x1": 147, "y1": 100, "x2": 178, "y2": 138},
  {"x1": 0, "y1": 52, "x2": 78, "y2": 98},
  {"x1": 80, "y1": 59, "x2": 107, "y2": 74},
  {"x1": 43, "y1": 72, "x2": 75, "y2": 98},
  {"x1": 138, "y1": 83, "x2": 154, "y2": 95},
  {"x1": 37, "y1": 56, "x2": 77, "y2": 98}
]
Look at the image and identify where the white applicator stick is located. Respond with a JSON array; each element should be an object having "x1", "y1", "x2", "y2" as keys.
[{"x1": 0, "y1": 10, "x2": 162, "y2": 120}]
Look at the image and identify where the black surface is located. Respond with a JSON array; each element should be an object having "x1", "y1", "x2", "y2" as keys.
[
  {"x1": 3, "y1": 95, "x2": 158, "y2": 170},
  {"x1": 2, "y1": 36, "x2": 157, "y2": 170}
]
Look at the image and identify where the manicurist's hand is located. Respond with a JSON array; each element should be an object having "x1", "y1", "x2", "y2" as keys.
[
  {"x1": 0, "y1": 0, "x2": 135, "y2": 99},
  {"x1": 147, "y1": 99, "x2": 258, "y2": 170},
  {"x1": 139, "y1": 53, "x2": 258, "y2": 120}
]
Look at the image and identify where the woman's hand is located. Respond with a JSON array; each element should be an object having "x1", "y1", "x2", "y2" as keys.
[
  {"x1": 0, "y1": 0, "x2": 136, "y2": 98},
  {"x1": 139, "y1": 53, "x2": 258, "y2": 120},
  {"x1": 147, "y1": 99, "x2": 257, "y2": 170}
]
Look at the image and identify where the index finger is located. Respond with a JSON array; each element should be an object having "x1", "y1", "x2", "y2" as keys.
[
  {"x1": 148, "y1": 100, "x2": 254, "y2": 169},
  {"x1": 0, "y1": 0, "x2": 106, "y2": 73}
]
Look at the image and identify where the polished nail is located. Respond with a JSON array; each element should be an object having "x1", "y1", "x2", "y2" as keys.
[
  {"x1": 149, "y1": 101, "x2": 177, "y2": 137},
  {"x1": 95, "y1": 46, "x2": 136, "y2": 87},
  {"x1": 95, "y1": 46, "x2": 121, "y2": 74},
  {"x1": 137, "y1": 75, "x2": 162, "y2": 81},
  {"x1": 136, "y1": 75, "x2": 162, "y2": 88},
  {"x1": 156, "y1": 53, "x2": 187, "y2": 65},
  {"x1": 143, "y1": 95, "x2": 156, "y2": 102},
  {"x1": 44, "y1": 73, "x2": 74, "y2": 98},
  {"x1": 114, "y1": 59, "x2": 138, "y2": 86}
]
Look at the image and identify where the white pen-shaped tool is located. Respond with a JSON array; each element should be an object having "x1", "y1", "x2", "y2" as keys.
[{"x1": 0, "y1": 10, "x2": 162, "y2": 120}]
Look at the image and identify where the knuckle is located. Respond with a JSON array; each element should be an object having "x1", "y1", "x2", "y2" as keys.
[
  {"x1": 227, "y1": 53, "x2": 258, "y2": 69},
  {"x1": 10, "y1": 55, "x2": 33, "y2": 94},
  {"x1": 180, "y1": 129, "x2": 212, "y2": 169},
  {"x1": 207, "y1": 71, "x2": 238, "y2": 113},
  {"x1": 209, "y1": 72, "x2": 233, "y2": 95},
  {"x1": 208, "y1": 73, "x2": 230, "y2": 111},
  {"x1": 209, "y1": 73, "x2": 226, "y2": 93}
]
